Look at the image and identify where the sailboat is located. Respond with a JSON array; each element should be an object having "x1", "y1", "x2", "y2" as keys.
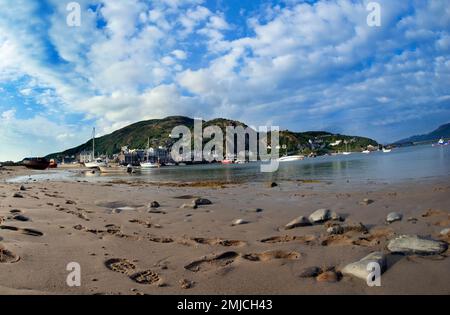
[
  {"x1": 432, "y1": 138, "x2": 448, "y2": 146},
  {"x1": 140, "y1": 138, "x2": 160, "y2": 168},
  {"x1": 342, "y1": 141, "x2": 351, "y2": 155},
  {"x1": 84, "y1": 127, "x2": 107, "y2": 168}
]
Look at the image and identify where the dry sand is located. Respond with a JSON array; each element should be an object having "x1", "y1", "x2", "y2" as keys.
[{"x1": 0, "y1": 166, "x2": 449, "y2": 295}]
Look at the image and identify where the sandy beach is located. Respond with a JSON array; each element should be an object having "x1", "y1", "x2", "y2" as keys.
[{"x1": 0, "y1": 166, "x2": 449, "y2": 295}]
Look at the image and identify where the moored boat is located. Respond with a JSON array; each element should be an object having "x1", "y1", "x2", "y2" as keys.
[
  {"x1": 22, "y1": 157, "x2": 50, "y2": 170},
  {"x1": 49, "y1": 159, "x2": 58, "y2": 168},
  {"x1": 85, "y1": 158, "x2": 107, "y2": 169},
  {"x1": 278, "y1": 155, "x2": 304, "y2": 162}
]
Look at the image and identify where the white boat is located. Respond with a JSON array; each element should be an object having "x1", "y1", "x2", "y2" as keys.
[
  {"x1": 84, "y1": 128, "x2": 107, "y2": 168},
  {"x1": 140, "y1": 161, "x2": 160, "y2": 168},
  {"x1": 342, "y1": 152, "x2": 352, "y2": 155},
  {"x1": 342, "y1": 141, "x2": 351, "y2": 155},
  {"x1": 278, "y1": 155, "x2": 304, "y2": 162},
  {"x1": 382, "y1": 148, "x2": 392, "y2": 153},
  {"x1": 140, "y1": 137, "x2": 160, "y2": 168},
  {"x1": 362, "y1": 150, "x2": 370, "y2": 154},
  {"x1": 85, "y1": 158, "x2": 107, "y2": 169},
  {"x1": 99, "y1": 165, "x2": 125, "y2": 173}
]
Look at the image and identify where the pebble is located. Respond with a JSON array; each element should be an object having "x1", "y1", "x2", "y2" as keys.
[
  {"x1": 386, "y1": 212, "x2": 402, "y2": 223},
  {"x1": 285, "y1": 216, "x2": 311, "y2": 230},
  {"x1": 12, "y1": 193, "x2": 23, "y2": 198},
  {"x1": 439, "y1": 228, "x2": 450, "y2": 236},
  {"x1": 149, "y1": 201, "x2": 160, "y2": 208},
  {"x1": 193, "y1": 198, "x2": 212, "y2": 206},
  {"x1": 232, "y1": 219, "x2": 249, "y2": 226},
  {"x1": 299, "y1": 266, "x2": 322, "y2": 278}
]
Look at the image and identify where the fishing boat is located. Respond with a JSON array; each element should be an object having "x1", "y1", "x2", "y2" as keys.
[
  {"x1": 49, "y1": 159, "x2": 58, "y2": 168},
  {"x1": 140, "y1": 138, "x2": 160, "y2": 168},
  {"x1": 382, "y1": 148, "x2": 392, "y2": 153},
  {"x1": 84, "y1": 128, "x2": 107, "y2": 169},
  {"x1": 22, "y1": 157, "x2": 50, "y2": 170},
  {"x1": 278, "y1": 155, "x2": 304, "y2": 162},
  {"x1": 362, "y1": 150, "x2": 370, "y2": 154}
]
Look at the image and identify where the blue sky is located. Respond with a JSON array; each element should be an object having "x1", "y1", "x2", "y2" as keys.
[{"x1": 0, "y1": 0, "x2": 449, "y2": 161}]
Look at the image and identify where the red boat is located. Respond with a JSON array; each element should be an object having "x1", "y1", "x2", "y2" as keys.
[
  {"x1": 221, "y1": 159, "x2": 233, "y2": 164},
  {"x1": 22, "y1": 157, "x2": 50, "y2": 170},
  {"x1": 49, "y1": 159, "x2": 58, "y2": 168}
]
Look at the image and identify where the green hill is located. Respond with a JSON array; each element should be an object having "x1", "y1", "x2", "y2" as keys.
[{"x1": 46, "y1": 116, "x2": 378, "y2": 159}]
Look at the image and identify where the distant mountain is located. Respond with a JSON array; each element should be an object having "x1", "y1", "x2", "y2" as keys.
[
  {"x1": 46, "y1": 116, "x2": 378, "y2": 159},
  {"x1": 395, "y1": 123, "x2": 450, "y2": 144}
]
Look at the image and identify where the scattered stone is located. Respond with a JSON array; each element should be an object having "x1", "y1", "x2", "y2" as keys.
[
  {"x1": 341, "y1": 252, "x2": 387, "y2": 281},
  {"x1": 269, "y1": 182, "x2": 278, "y2": 188},
  {"x1": 308, "y1": 209, "x2": 343, "y2": 224},
  {"x1": 359, "y1": 198, "x2": 374, "y2": 205},
  {"x1": 232, "y1": 219, "x2": 249, "y2": 226},
  {"x1": 180, "y1": 279, "x2": 194, "y2": 289},
  {"x1": 255, "y1": 208, "x2": 263, "y2": 213},
  {"x1": 387, "y1": 235, "x2": 448, "y2": 255},
  {"x1": 149, "y1": 201, "x2": 160, "y2": 208},
  {"x1": 193, "y1": 198, "x2": 212, "y2": 206},
  {"x1": 439, "y1": 228, "x2": 450, "y2": 236},
  {"x1": 299, "y1": 266, "x2": 322, "y2": 278},
  {"x1": 19, "y1": 185, "x2": 26, "y2": 191},
  {"x1": 327, "y1": 225, "x2": 344, "y2": 235},
  {"x1": 181, "y1": 203, "x2": 198, "y2": 209},
  {"x1": 66, "y1": 200, "x2": 76, "y2": 205},
  {"x1": 285, "y1": 216, "x2": 311, "y2": 230},
  {"x1": 12, "y1": 193, "x2": 23, "y2": 198},
  {"x1": 13, "y1": 215, "x2": 29, "y2": 222},
  {"x1": 386, "y1": 212, "x2": 402, "y2": 224},
  {"x1": 407, "y1": 217, "x2": 418, "y2": 224},
  {"x1": 316, "y1": 271, "x2": 341, "y2": 283}
]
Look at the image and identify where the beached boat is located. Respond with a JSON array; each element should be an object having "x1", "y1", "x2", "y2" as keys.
[
  {"x1": 85, "y1": 158, "x2": 107, "y2": 169},
  {"x1": 99, "y1": 165, "x2": 126, "y2": 173},
  {"x1": 49, "y1": 159, "x2": 58, "y2": 168},
  {"x1": 278, "y1": 155, "x2": 304, "y2": 162},
  {"x1": 22, "y1": 157, "x2": 50, "y2": 170},
  {"x1": 84, "y1": 127, "x2": 107, "y2": 169}
]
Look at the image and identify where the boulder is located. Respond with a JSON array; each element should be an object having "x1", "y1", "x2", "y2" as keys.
[
  {"x1": 285, "y1": 216, "x2": 311, "y2": 230},
  {"x1": 387, "y1": 235, "x2": 448, "y2": 255},
  {"x1": 386, "y1": 212, "x2": 402, "y2": 224},
  {"x1": 341, "y1": 252, "x2": 387, "y2": 281}
]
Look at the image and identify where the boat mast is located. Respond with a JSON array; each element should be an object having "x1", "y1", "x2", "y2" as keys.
[{"x1": 92, "y1": 127, "x2": 95, "y2": 161}]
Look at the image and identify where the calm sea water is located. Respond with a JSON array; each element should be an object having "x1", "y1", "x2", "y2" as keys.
[{"x1": 7, "y1": 144, "x2": 450, "y2": 184}]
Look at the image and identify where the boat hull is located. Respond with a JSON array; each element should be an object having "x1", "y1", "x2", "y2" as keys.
[
  {"x1": 278, "y1": 155, "x2": 304, "y2": 162},
  {"x1": 22, "y1": 158, "x2": 50, "y2": 170}
]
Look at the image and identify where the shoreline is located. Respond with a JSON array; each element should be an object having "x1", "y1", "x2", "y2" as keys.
[{"x1": 0, "y1": 166, "x2": 449, "y2": 294}]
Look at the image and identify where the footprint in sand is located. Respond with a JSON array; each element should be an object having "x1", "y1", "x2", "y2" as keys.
[
  {"x1": 242, "y1": 250, "x2": 300, "y2": 262},
  {"x1": 104, "y1": 258, "x2": 137, "y2": 275},
  {"x1": 0, "y1": 226, "x2": 43, "y2": 237},
  {"x1": 188, "y1": 237, "x2": 246, "y2": 247},
  {"x1": 0, "y1": 245, "x2": 20, "y2": 263},
  {"x1": 184, "y1": 251, "x2": 239, "y2": 272},
  {"x1": 129, "y1": 270, "x2": 161, "y2": 285},
  {"x1": 260, "y1": 235, "x2": 316, "y2": 245}
]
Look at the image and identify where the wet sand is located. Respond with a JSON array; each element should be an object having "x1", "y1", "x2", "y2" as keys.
[{"x1": 0, "y1": 166, "x2": 449, "y2": 295}]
